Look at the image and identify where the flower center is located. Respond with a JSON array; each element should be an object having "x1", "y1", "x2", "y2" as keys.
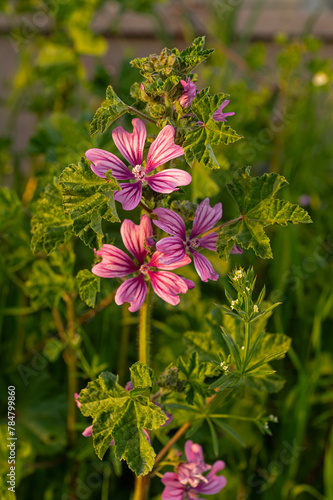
[
  {"x1": 186, "y1": 238, "x2": 200, "y2": 249},
  {"x1": 140, "y1": 264, "x2": 150, "y2": 275},
  {"x1": 132, "y1": 164, "x2": 146, "y2": 181}
]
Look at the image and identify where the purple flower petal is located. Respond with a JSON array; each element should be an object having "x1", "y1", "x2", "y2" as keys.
[
  {"x1": 190, "y1": 198, "x2": 222, "y2": 238},
  {"x1": 147, "y1": 169, "x2": 191, "y2": 193},
  {"x1": 161, "y1": 472, "x2": 184, "y2": 500},
  {"x1": 185, "y1": 440, "x2": 205, "y2": 464},
  {"x1": 192, "y1": 251, "x2": 219, "y2": 282},
  {"x1": 199, "y1": 232, "x2": 218, "y2": 252},
  {"x1": 195, "y1": 461, "x2": 227, "y2": 495},
  {"x1": 112, "y1": 118, "x2": 147, "y2": 167},
  {"x1": 149, "y1": 251, "x2": 191, "y2": 270},
  {"x1": 82, "y1": 425, "x2": 93, "y2": 437},
  {"x1": 179, "y1": 78, "x2": 197, "y2": 109},
  {"x1": 230, "y1": 244, "x2": 243, "y2": 255},
  {"x1": 156, "y1": 236, "x2": 186, "y2": 265},
  {"x1": 121, "y1": 215, "x2": 153, "y2": 264},
  {"x1": 92, "y1": 244, "x2": 138, "y2": 278},
  {"x1": 115, "y1": 275, "x2": 147, "y2": 312},
  {"x1": 85, "y1": 148, "x2": 134, "y2": 181},
  {"x1": 213, "y1": 100, "x2": 235, "y2": 123},
  {"x1": 74, "y1": 393, "x2": 81, "y2": 408},
  {"x1": 125, "y1": 381, "x2": 133, "y2": 391},
  {"x1": 146, "y1": 125, "x2": 184, "y2": 173},
  {"x1": 148, "y1": 270, "x2": 189, "y2": 306},
  {"x1": 181, "y1": 277, "x2": 195, "y2": 289},
  {"x1": 153, "y1": 207, "x2": 186, "y2": 239},
  {"x1": 114, "y1": 181, "x2": 142, "y2": 211}
]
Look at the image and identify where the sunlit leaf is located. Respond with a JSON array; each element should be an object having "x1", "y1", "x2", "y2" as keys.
[{"x1": 217, "y1": 167, "x2": 312, "y2": 259}]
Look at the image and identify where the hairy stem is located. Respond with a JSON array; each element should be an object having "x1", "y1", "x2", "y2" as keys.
[
  {"x1": 139, "y1": 200, "x2": 153, "y2": 214},
  {"x1": 133, "y1": 476, "x2": 151, "y2": 500},
  {"x1": 138, "y1": 284, "x2": 152, "y2": 364},
  {"x1": 133, "y1": 285, "x2": 153, "y2": 500},
  {"x1": 63, "y1": 294, "x2": 77, "y2": 448},
  {"x1": 117, "y1": 305, "x2": 131, "y2": 384}
]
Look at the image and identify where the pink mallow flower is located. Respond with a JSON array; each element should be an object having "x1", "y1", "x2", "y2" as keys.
[
  {"x1": 212, "y1": 100, "x2": 235, "y2": 123},
  {"x1": 75, "y1": 384, "x2": 172, "y2": 445},
  {"x1": 154, "y1": 199, "x2": 242, "y2": 282},
  {"x1": 85, "y1": 118, "x2": 191, "y2": 211},
  {"x1": 179, "y1": 78, "x2": 197, "y2": 108},
  {"x1": 91, "y1": 214, "x2": 194, "y2": 312},
  {"x1": 153, "y1": 198, "x2": 222, "y2": 282},
  {"x1": 161, "y1": 440, "x2": 227, "y2": 500}
]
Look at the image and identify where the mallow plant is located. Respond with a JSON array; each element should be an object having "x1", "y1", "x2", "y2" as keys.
[{"x1": 24, "y1": 37, "x2": 311, "y2": 499}]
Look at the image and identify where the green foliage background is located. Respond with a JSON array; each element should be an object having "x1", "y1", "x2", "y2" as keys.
[{"x1": 0, "y1": 1, "x2": 332, "y2": 499}]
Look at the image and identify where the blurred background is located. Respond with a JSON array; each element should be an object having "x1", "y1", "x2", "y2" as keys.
[{"x1": 0, "y1": 1, "x2": 333, "y2": 499}]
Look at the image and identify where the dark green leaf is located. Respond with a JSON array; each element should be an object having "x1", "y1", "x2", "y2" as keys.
[
  {"x1": 221, "y1": 327, "x2": 242, "y2": 370},
  {"x1": 212, "y1": 418, "x2": 246, "y2": 447}
]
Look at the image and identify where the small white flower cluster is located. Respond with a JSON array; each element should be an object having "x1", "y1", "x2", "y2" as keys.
[
  {"x1": 220, "y1": 361, "x2": 229, "y2": 371},
  {"x1": 230, "y1": 299, "x2": 239, "y2": 310},
  {"x1": 269, "y1": 414, "x2": 278, "y2": 423},
  {"x1": 233, "y1": 270, "x2": 244, "y2": 281},
  {"x1": 253, "y1": 305, "x2": 259, "y2": 313},
  {"x1": 245, "y1": 286, "x2": 250, "y2": 292},
  {"x1": 264, "y1": 422, "x2": 270, "y2": 430}
]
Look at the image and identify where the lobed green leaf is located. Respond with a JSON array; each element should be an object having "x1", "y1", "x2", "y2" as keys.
[
  {"x1": 217, "y1": 166, "x2": 312, "y2": 259},
  {"x1": 76, "y1": 269, "x2": 100, "y2": 308},
  {"x1": 59, "y1": 158, "x2": 120, "y2": 249},
  {"x1": 90, "y1": 85, "x2": 129, "y2": 136},
  {"x1": 79, "y1": 371, "x2": 166, "y2": 476}
]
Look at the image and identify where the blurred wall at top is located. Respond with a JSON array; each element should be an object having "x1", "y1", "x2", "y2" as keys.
[{"x1": 0, "y1": 0, "x2": 332, "y2": 156}]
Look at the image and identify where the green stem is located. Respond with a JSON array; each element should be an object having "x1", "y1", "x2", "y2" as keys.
[
  {"x1": 128, "y1": 106, "x2": 159, "y2": 126},
  {"x1": 138, "y1": 284, "x2": 152, "y2": 364},
  {"x1": 133, "y1": 285, "x2": 153, "y2": 500},
  {"x1": 243, "y1": 321, "x2": 251, "y2": 373}
]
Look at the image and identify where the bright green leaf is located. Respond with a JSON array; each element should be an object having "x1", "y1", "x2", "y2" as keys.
[
  {"x1": 90, "y1": 85, "x2": 129, "y2": 136},
  {"x1": 59, "y1": 158, "x2": 120, "y2": 249},
  {"x1": 184, "y1": 90, "x2": 242, "y2": 169},
  {"x1": 76, "y1": 269, "x2": 100, "y2": 308},
  {"x1": 130, "y1": 361, "x2": 154, "y2": 389},
  {"x1": 79, "y1": 372, "x2": 166, "y2": 476},
  {"x1": 217, "y1": 167, "x2": 312, "y2": 259},
  {"x1": 31, "y1": 179, "x2": 72, "y2": 255}
]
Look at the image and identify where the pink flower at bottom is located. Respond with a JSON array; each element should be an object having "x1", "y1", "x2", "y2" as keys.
[
  {"x1": 161, "y1": 440, "x2": 227, "y2": 500},
  {"x1": 91, "y1": 215, "x2": 194, "y2": 312}
]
